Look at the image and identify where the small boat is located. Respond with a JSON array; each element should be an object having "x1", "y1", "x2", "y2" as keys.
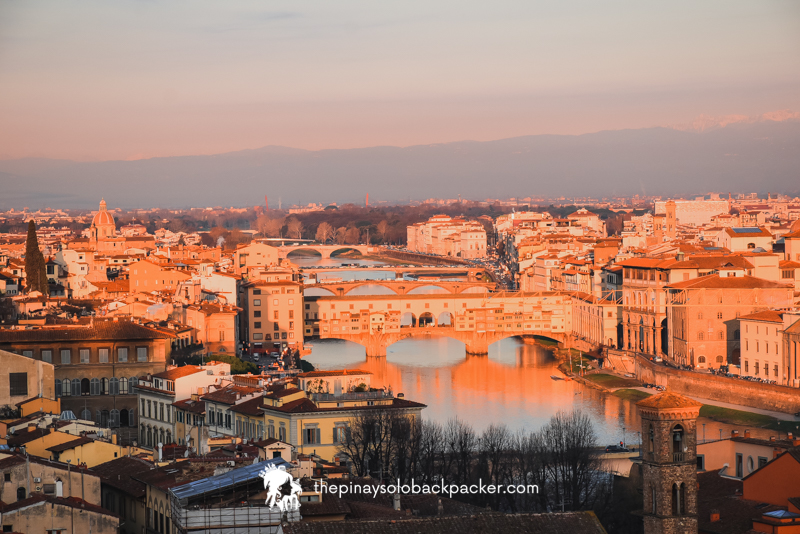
[{"x1": 550, "y1": 375, "x2": 563, "y2": 381}]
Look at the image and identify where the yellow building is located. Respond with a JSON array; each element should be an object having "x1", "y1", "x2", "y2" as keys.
[
  {"x1": 0, "y1": 494, "x2": 119, "y2": 534},
  {"x1": 260, "y1": 388, "x2": 425, "y2": 461}
]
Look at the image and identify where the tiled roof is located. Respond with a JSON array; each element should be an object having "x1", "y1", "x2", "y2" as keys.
[
  {"x1": 0, "y1": 494, "x2": 116, "y2": 518},
  {"x1": 0, "y1": 318, "x2": 170, "y2": 342},
  {"x1": 46, "y1": 436, "x2": 94, "y2": 452},
  {"x1": 666, "y1": 274, "x2": 792, "y2": 290},
  {"x1": 637, "y1": 391, "x2": 702, "y2": 410},
  {"x1": 697, "y1": 469, "x2": 781, "y2": 534},
  {"x1": 201, "y1": 385, "x2": 260, "y2": 404},
  {"x1": 738, "y1": 310, "x2": 784, "y2": 323},
  {"x1": 228, "y1": 395, "x2": 265, "y2": 416},
  {"x1": 172, "y1": 398, "x2": 206, "y2": 414},
  {"x1": 262, "y1": 397, "x2": 427, "y2": 415},
  {"x1": 153, "y1": 366, "x2": 206, "y2": 380},
  {"x1": 91, "y1": 456, "x2": 153, "y2": 498}
]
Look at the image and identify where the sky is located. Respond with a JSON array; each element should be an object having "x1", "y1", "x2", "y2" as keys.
[{"x1": 1, "y1": 0, "x2": 799, "y2": 161}]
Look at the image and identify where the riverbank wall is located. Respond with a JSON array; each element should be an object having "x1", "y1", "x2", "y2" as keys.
[
  {"x1": 377, "y1": 249, "x2": 472, "y2": 266},
  {"x1": 633, "y1": 354, "x2": 800, "y2": 414}
]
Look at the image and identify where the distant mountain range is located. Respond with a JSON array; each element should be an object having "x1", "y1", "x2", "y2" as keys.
[{"x1": 2, "y1": 120, "x2": 799, "y2": 209}]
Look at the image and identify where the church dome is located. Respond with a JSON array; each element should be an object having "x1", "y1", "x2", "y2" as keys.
[{"x1": 92, "y1": 198, "x2": 115, "y2": 228}]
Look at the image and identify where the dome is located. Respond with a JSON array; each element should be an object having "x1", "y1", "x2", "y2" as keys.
[{"x1": 91, "y1": 198, "x2": 115, "y2": 228}]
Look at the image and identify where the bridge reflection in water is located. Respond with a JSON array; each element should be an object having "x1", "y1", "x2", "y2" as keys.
[{"x1": 305, "y1": 336, "x2": 642, "y2": 444}]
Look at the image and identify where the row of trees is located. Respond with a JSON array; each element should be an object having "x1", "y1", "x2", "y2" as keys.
[{"x1": 337, "y1": 409, "x2": 616, "y2": 516}]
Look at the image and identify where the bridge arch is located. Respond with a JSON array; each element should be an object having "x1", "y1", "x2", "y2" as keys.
[
  {"x1": 418, "y1": 312, "x2": 436, "y2": 327},
  {"x1": 400, "y1": 312, "x2": 417, "y2": 327},
  {"x1": 345, "y1": 284, "x2": 398, "y2": 296},
  {"x1": 407, "y1": 284, "x2": 451, "y2": 295},
  {"x1": 286, "y1": 248, "x2": 323, "y2": 258},
  {"x1": 330, "y1": 247, "x2": 365, "y2": 257},
  {"x1": 458, "y1": 286, "x2": 490, "y2": 294},
  {"x1": 437, "y1": 311, "x2": 454, "y2": 326}
]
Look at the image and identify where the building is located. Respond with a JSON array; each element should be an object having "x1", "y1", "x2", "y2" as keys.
[
  {"x1": 407, "y1": 215, "x2": 488, "y2": 259},
  {"x1": 655, "y1": 198, "x2": 730, "y2": 226},
  {"x1": 133, "y1": 361, "x2": 231, "y2": 448},
  {"x1": 638, "y1": 391, "x2": 702, "y2": 534},
  {"x1": 666, "y1": 275, "x2": 794, "y2": 369},
  {"x1": 697, "y1": 430, "x2": 800, "y2": 477},
  {"x1": 570, "y1": 292, "x2": 620, "y2": 349},
  {"x1": 0, "y1": 349, "x2": 56, "y2": 413},
  {"x1": 0, "y1": 453, "x2": 101, "y2": 503},
  {"x1": 240, "y1": 274, "x2": 304, "y2": 354},
  {"x1": 0, "y1": 318, "x2": 172, "y2": 440},
  {"x1": 92, "y1": 456, "x2": 152, "y2": 534},
  {"x1": 128, "y1": 258, "x2": 192, "y2": 293},
  {"x1": 618, "y1": 258, "x2": 671, "y2": 358},
  {"x1": 233, "y1": 241, "x2": 280, "y2": 276},
  {"x1": 716, "y1": 227, "x2": 773, "y2": 253},
  {"x1": 0, "y1": 494, "x2": 119, "y2": 534},
  {"x1": 738, "y1": 311, "x2": 793, "y2": 383}
]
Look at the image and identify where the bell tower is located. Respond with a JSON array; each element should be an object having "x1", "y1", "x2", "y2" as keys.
[{"x1": 637, "y1": 391, "x2": 701, "y2": 534}]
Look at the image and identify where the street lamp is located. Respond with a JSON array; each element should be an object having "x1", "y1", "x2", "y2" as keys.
[{"x1": 702, "y1": 423, "x2": 706, "y2": 443}]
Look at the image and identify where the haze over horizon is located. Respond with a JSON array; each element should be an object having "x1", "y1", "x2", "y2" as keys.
[{"x1": 1, "y1": 1, "x2": 799, "y2": 162}]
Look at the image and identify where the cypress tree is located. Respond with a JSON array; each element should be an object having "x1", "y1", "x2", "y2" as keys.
[{"x1": 24, "y1": 220, "x2": 49, "y2": 295}]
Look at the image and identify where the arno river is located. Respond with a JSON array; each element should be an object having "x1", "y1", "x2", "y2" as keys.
[{"x1": 294, "y1": 255, "x2": 642, "y2": 446}]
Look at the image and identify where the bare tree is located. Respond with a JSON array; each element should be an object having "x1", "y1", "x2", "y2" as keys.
[
  {"x1": 315, "y1": 222, "x2": 334, "y2": 243},
  {"x1": 345, "y1": 226, "x2": 360, "y2": 245},
  {"x1": 377, "y1": 220, "x2": 389, "y2": 243},
  {"x1": 334, "y1": 226, "x2": 347, "y2": 244},
  {"x1": 286, "y1": 217, "x2": 304, "y2": 239}
]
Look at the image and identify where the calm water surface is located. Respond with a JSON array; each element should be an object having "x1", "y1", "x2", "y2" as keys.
[{"x1": 305, "y1": 337, "x2": 643, "y2": 445}]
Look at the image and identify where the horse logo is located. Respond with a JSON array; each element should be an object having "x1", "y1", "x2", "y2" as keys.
[{"x1": 259, "y1": 464, "x2": 301, "y2": 512}]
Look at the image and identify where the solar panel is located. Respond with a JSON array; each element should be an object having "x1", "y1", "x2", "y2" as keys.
[
  {"x1": 730, "y1": 227, "x2": 760, "y2": 234},
  {"x1": 170, "y1": 457, "x2": 292, "y2": 504}
]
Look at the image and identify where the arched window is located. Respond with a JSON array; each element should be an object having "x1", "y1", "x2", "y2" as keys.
[
  {"x1": 101, "y1": 378, "x2": 109, "y2": 395},
  {"x1": 697, "y1": 332, "x2": 704, "y2": 341},
  {"x1": 55, "y1": 379, "x2": 62, "y2": 398},
  {"x1": 651, "y1": 486, "x2": 656, "y2": 514},
  {"x1": 129, "y1": 376, "x2": 138, "y2": 388},
  {"x1": 56, "y1": 479, "x2": 63, "y2": 497},
  {"x1": 71, "y1": 379, "x2": 80, "y2": 397},
  {"x1": 90, "y1": 378, "x2": 101, "y2": 395},
  {"x1": 697, "y1": 312, "x2": 703, "y2": 320},
  {"x1": 734, "y1": 329, "x2": 740, "y2": 340},
  {"x1": 747, "y1": 242, "x2": 755, "y2": 249},
  {"x1": 146, "y1": 426, "x2": 153, "y2": 447},
  {"x1": 110, "y1": 409, "x2": 120, "y2": 428},
  {"x1": 80, "y1": 408, "x2": 91, "y2": 421},
  {"x1": 649, "y1": 425, "x2": 654, "y2": 453},
  {"x1": 716, "y1": 355, "x2": 724, "y2": 363},
  {"x1": 697, "y1": 356, "x2": 706, "y2": 364},
  {"x1": 110, "y1": 378, "x2": 120, "y2": 396},
  {"x1": 17, "y1": 487, "x2": 26, "y2": 501},
  {"x1": 120, "y1": 409, "x2": 129, "y2": 427},
  {"x1": 140, "y1": 425, "x2": 146, "y2": 445},
  {"x1": 672, "y1": 424, "x2": 685, "y2": 459},
  {"x1": 166, "y1": 431, "x2": 172, "y2": 445},
  {"x1": 81, "y1": 378, "x2": 90, "y2": 396},
  {"x1": 672, "y1": 484, "x2": 680, "y2": 515},
  {"x1": 718, "y1": 331, "x2": 724, "y2": 340},
  {"x1": 119, "y1": 378, "x2": 128, "y2": 395},
  {"x1": 679, "y1": 483, "x2": 686, "y2": 514}
]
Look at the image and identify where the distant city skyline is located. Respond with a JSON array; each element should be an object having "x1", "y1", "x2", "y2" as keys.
[{"x1": 1, "y1": 1, "x2": 799, "y2": 161}]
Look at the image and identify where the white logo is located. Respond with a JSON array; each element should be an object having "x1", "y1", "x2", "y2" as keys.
[{"x1": 259, "y1": 464, "x2": 301, "y2": 512}]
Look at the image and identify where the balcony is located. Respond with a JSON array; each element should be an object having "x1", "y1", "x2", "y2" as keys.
[{"x1": 673, "y1": 452, "x2": 686, "y2": 462}]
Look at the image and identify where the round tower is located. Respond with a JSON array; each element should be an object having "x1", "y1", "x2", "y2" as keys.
[{"x1": 637, "y1": 391, "x2": 701, "y2": 534}]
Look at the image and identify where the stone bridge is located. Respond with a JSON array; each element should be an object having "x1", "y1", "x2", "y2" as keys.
[
  {"x1": 308, "y1": 291, "x2": 572, "y2": 357},
  {"x1": 278, "y1": 244, "x2": 374, "y2": 259},
  {"x1": 307, "y1": 279, "x2": 496, "y2": 296},
  {"x1": 324, "y1": 324, "x2": 566, "y2": 357}
]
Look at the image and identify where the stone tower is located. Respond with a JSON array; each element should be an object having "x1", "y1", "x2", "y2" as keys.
[
  {"x1": 665, "y1": 200, "x2": 677, "y2": 239},
  {"x1": 637, "y1": 391, "x2": 701, "y2": 534}
]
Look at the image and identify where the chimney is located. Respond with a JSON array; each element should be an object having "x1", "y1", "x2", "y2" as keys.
[
  {"x1": 789, "y1": 432, "x2": 794, "y2": 440},
  {"x1": 770, "y1": 436, "x2": 776, "y2": 441},
  {"x1": 112, "y1": 433, "x2": 117, "y2": 445},
  {"x1": 157, "y1": 442, "x2": 163, "y2": 462},
  {"x1": 744, "y1": 430, "x2": 751, "y2": 439},
  {"x1": 710, "y1": 510, "x2": 720, "y2": 523},
  {"x1": 393, "y1": 493, "x2": 401, "y2": 511},
  {"x1": 793, "y1": 438, "x2": 800, "y2": 447},
  {"x1": 731, "y1": 430, "x2": 739, "y2": 438}
]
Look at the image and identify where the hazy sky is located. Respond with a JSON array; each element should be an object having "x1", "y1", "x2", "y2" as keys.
[{"x1": 1, "y1": 0, "x2": 798, "y2": 161}]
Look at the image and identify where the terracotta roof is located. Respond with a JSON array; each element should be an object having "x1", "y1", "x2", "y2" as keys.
[
  {"x1": 152, "y1": 366, "x2": 206, "y2": 380},
  {"x1": 0, "y1": 318, "x2": 170, "y2": 342},
  {"x1": 46, "y1": 436, "x2": 94, "y2": 452},
  {"x1": 262, "y1": 397, "x2": 427, "y2": 414},
  {"x1": 636, "y1": 391, "x2": 702, "y2": 410},
  {"x1": 0, "y1": 494, "x2": 116, "y2": 518},
  {"x1": 91, "y1": 456, "x2": 153, "y2": 498},
  {"x1": 666, "y1": 274, "x2": 792, "y2": 290},
  {"x1": 615, "y1": 258, "x2": 668, "y2": 268},
  {"x1": 228, "y1": 395, "x2": 266, "y2": 416},
  {"x1": 696, "y1": 469, "x2": 777, "y2": 534},
  {"x1": 201, "y1": 385, "x2": 260, "y2": 405},
  {"x1": 738, "y1": 310, "x2": 784, "y2": 323},
  {"x1": 172, "y1": 398, "x2": 206, "y2": 414},
  {"x1": 779, "y1": 260, "x2": 800, "y2": 269},
  {"x1": 724, "y1": 227, "x2": 772, "y2": 238}
]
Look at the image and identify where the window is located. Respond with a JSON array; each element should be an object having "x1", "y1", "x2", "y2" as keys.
[
  {"x1": 253, "y1": 289, "x2": 261, "y2": 295},
  {"x1": 333, "y1": 424, "x2": 348, "y2": 443},
  {"x1": 80, "y1": 349, "x2": 90, "y2": 363},
  {"x1": 758, "y1": 456, "x2": 768, "y2": 469},
  {"x1": 273, "y1": 299, "x2": 279, "y2": 306},
  {"x1": 697, "y1": 455, "x2": 705, "y2": 471},
  {"x1": 697, "y1": 332, "x2": 704, "y2": 341},
  {"x1": 718, "y1": 331, "x2": 724, "y2": 340},
  {"x1": 99, "y1": 348, "x2": 109, "y2": 363},
  {"x1": 9, "y1": 373, "x2": 27, "y2": 397},
  {"x1": 279, "y1": 424, "x2": 287, "y2": 442},
  {"x1": 717, "y1": 312, "x2": 722, "y2": 319},
  {"x1": 304, "y1": 426, "x2": 321, "y2": 444},
  {"x1": 61, "y1": 349, "x2": 71, "y2": 364},
  {"x1": 137, "y1": 347, "x2": 148, "y2": 361},
  {"x1": 253, "y1": 299, "x2": 261, "y2": 306},
  {"x1": 118, "y1": 347, "x2": 128, "y2": 362},
  {"x1": 253, "y1": 333, "x2": 263, "y2": 340},
  {"x1": 783, "y1": 270, "x2": 794, "y2": 279},
  {"x1": 764, "y1": 362, "x2": 769, "y2": 375},
  {"x1": 254, "y1": 322, "x2": 261, "y2": 329},
  {"x1": 42, "y1": 350, "x2": 52, "y2": 363},
  {"x1": 745, "y1": 361, "x2": 749, "y2": 373},
  {"x1": 22, "y1": 350, "x2": 33, "y2": 358},
  {"x1": 274, "y1": 323, "x2": 279, "y2": 331},
  {"x1": 254, "y1": 311, "x2": 261, "y2": 318},
  {"x1": 274, "y1": 310, "x2": 279, "y2": 320},
  {"x1": 697, "y1": 312, "x2": 703, "y2": 320},
  {"x1": 775, "y1": 365, "x2": 779, "y2": 377},
  {"x1": 754, "y1": 361, "x2": 759, "y2": 375}
]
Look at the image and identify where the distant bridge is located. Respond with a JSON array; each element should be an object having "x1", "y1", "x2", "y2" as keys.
[
  {"x1": 278, "y1": 244, "x2": 374, "y2": 259},
  {"x1": 307, "y1": 291, "x2": 571, "y2": 357}
]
